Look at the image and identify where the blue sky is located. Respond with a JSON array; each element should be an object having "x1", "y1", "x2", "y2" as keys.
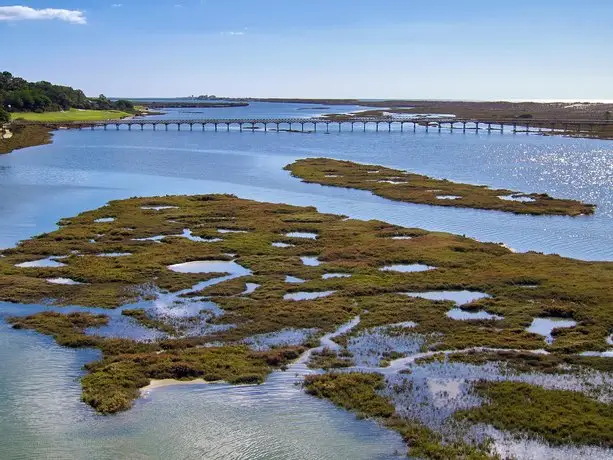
[{"x1": 2, "y1": 1, "x2": 613, "y2": 100}]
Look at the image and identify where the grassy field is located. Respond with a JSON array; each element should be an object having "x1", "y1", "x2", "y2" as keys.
[{"x1": 10, "y1": 109, "x2": 132, "y2": 122}]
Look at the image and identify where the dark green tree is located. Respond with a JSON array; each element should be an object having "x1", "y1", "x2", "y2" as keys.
[{"x1": 0, "y1": 106, "x2": 9, "y2": 123}]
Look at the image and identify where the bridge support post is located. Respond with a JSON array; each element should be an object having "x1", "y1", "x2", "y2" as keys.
[
  {"x1": 351, "y1": 122, "x2": 354, "y2": 132},
  {"x1": 388, "y1": 122, "x2": 391, "y2": 132},
  {"x1": 438, "y1": 123, "x2": 441, "y2": 132},
  {"x1": 400, "y1": 122, "x2": 404, "y2": 132},
  {"x1": 104, "y1": 125, "x2": 107, "y2": 131},
  {"x1": 91, "y1": 125, "x2": 94, "y2": 130},
  {"x1": 338, "y1": 123, "x2": 341, "y2": 133},
  {"x1": 463, "y1": 122, "x2": 466, "y2": 132},
  {"x1": 313, "y1": 122, "x2": 317, "y2": 133},
  {"x1": 413, "y1": 122, "x2": 416, "y2": 132},
  {"x1": 227, "y1": 123, "x2": 230, "y2": 132},
  {"x1": 165, "y1": 124, "x2": 168, "y2": 131},
  {"x1": 363, "y1": 122, "x2": 366, "y2": 132},
  {"x1": 425, "y1": 124, "x2": 429, "y2": 133},
  {"x1": 376, "y1": 123, "x2": 379, "y2": 133},
  {"x1": 301, "y1": 123, "x2": 304, "y2": 132},
  {"x1": 153, "y1": 124, "x2": 156, "y2": 131},
  {"x1": 177, "y1": 124, "x2": 181, "y2": 131},
  {"x1": 326, "y1": 123, "x2": 329, "y2": 133},
  {"x1": 189, "y1": 123, "x2": 193, "y2": 131},
  {"x1": 116, "y1": 125, "x2": 119, "y2": 131},
  {"x1": 202, "y1": 123, "x2": 205, "y2": 131}
]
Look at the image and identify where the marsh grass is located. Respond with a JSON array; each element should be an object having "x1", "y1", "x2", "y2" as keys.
[
  {"x1": 456, "y1": 381, "x2": 613, "y2": 447},
  {"x1": 304, "y1": 372, "x2": 497, "y2": 458},
  {"x1": 0, "y1": 124, "x2": 53, "y2": 154},
  {"x1": 285, "y1": 158, "x2": 595, "y2": 216},
  {"x1": 3, "y1": 194, "x2": 612, "y2": 426}
]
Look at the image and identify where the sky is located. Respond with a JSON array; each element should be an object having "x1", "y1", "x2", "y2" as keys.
[{"x1": 1, "y1": 1, "x2": 613, "y2": 100}]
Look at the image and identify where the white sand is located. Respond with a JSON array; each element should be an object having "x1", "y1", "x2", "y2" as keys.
[{"x1": 140, "y1": 378, "x2": 221, "y2": 393}]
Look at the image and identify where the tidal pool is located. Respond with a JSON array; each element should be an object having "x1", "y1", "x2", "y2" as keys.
[
  {"x1": 285, "y1": 275, "x2": 306, "y2": 283},
  {"x1": 46, "y1": 277, "x2": 83, "y2": 285},
  {"x1": 286, "y1": 232, "x2": 318, "y2": 239},
  {"x1": 300, "y1": 256, "x2": 321, "y2": 266},
  {"x1": 526, "y1": 317, "x2": 578, "y2": 344},
  {"x1": 322, "y1": 273, "x2": 351, "y2": 279},
  {"x1": 380, "y1": 264, "x2": 435, "y2": 273},
  {"x1": 141, "y1": 205, "x2": 179, "y2": 210},
  {"x1": 436, "y1": 195, "x2": 461, "y2": 200},
  {"x1": 167, "y1": 260, "x2": 251, "y2": 276},
  {"x1": 499, "y1": 195, "x2": 536, "y2": 203},
  {"x1": 241, "y1": 283, "x2": 260, "y2": 295},
  {"x1": 94, "y1": 217, "x2": 115, "y2": 223},
  {"x1": 446, "y1": 308, "x2": 503, "y2": 321},
  {"x1": 15, "y1": 256, "x2": 67, "y2": 268},
  {"x1": 272, "y1": 242, "x2": 294, "y2": 248},
  {"x1": 283, "y1": 291, "x2": 336, "y2": 301},
  {"x1": 402, "y1": 290, "x2": 490, "y2": 304},
  {"x1": 96, "y1": 252, "x2": 132, "y2": 257}
]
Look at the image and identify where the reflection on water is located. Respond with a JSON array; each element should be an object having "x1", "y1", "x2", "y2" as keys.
[{"x1": 0, "y1": 310, "x2": 406, "y2": 460}]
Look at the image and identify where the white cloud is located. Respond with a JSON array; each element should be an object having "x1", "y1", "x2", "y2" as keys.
[
  {"x1": 111, "y1": 3, "x2": 122, "y2": 7},
  {"x1": 0, "y1": 5, "x2": 86, "y2": 24},
  {"x1": 221, "y1": 31, "x2": 245, "y2": 36}
]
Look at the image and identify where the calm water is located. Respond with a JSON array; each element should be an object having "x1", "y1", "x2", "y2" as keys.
[{"x1": 1, "y1": 102, "x2": 612, "y2": 459}]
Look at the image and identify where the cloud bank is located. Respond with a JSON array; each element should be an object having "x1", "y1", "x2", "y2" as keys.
[{"x1": 0, "y1": 6, "x2": 86, "y2": 24}]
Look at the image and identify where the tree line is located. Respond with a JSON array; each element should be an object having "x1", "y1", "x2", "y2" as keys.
[{"x1": 0, "y1": 71, "x2": 134, "y2": 118}]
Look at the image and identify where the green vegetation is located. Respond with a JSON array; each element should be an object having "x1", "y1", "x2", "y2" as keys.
[
  {"x1": 286, "y1": 158, "x2": 595, "y2": 216},
  {"x1": 448, "y1": 350, "x2": 613, "y2": 374},
  {"x1": 0, "y1": 106, "x2": 9, "y2": 123},
  {"x1": 307, "y1": 348, "x2": 353, "y2": 369},
  {"x1": 0, "y1": 71, "x2": 134, "y2": 114},
  {"x1": 121, "y1": 308, "x2": 178, "y2": 335},
  {"x1": 10, "y1": 311, "x2": 108, "y2": 348},
  {"x1": 10, "y1": 109, "x2": 132, "y2": 122},
  {"x1": 2, "y1": 193, "x2": 612, "y2": 429},
  {"x1": 0, "y1": 124, "x2": 53, "y2": 154},
  {"x1": 304, "y1": 373, "x2": 497, "y2": 458},
  {"x1": 456, "y1": 381, "x2": 613, "y2": 447}
]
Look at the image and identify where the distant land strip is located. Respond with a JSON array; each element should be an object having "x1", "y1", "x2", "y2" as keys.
[{"x1": 285, "y1": 158, "x2": 595, "y2": 216}]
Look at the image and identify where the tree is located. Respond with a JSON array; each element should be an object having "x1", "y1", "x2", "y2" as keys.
[{"x1": 0, "y1": 107, "x2": 9, "y2": 124}]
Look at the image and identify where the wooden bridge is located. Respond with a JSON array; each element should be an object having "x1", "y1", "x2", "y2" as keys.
[{"x1": 31, "y1": 117, "x2": 613, "y2": 134}]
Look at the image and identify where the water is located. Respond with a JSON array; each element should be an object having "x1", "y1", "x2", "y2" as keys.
[
  {"x1": 300, "y1": 256, "x2": 321, "y2": 266},
  {"x1": 286, "y1": 232, "x2": 318, "y2": 239},
  {"x1": 272, "y1": 242, "x2": 294, "y2": 248},
  {"x1": 526, "y1": 318, "x2": 578, "y2": 344},
  {"x1": 285, "y1": 275, "x2": 306, "y2": 283},
  {"x1": 15, "y1": 256, "x2": 67, "y2": 268},
  {"x1": 283, "y1": 291, "x2": 336, "y2": 301},
  {"x1": 380, "y1": 264, "x2": 435, "y2": 273},
  {"x1": 0, "y1": 314, "x2": 405, "y2": 460},
  {"x1": 1, "y1": 101, "x2": 613, "y2": 458},
  {"x1": 446, "y1": 309, "x2": 503, "y2": 321},
  {"x1": 46, "y1": 277, "x2": 84, "y2": 285},
  {"x1": 167, "y1": 260, "x2": 251, "y2": 275},
  {"x1": 322, "y1": 273, "x2": 352, "y2": 279},
  {"x1": 402, "y1": 291, "x2": 491, "y2": 305}
]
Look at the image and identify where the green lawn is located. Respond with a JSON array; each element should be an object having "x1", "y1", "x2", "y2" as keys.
[{"x1": 10, "y1": 109, "x2": 131, "y2": 122}]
